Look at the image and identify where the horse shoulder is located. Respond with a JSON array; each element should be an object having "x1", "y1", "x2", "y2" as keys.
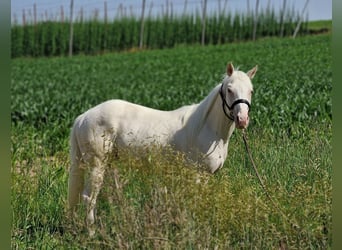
[{"x1": 191, "y1": 125, "x2": 230, "y2": 173}]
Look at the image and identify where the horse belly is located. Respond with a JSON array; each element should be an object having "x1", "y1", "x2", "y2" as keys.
[{"x1": 115, "y1": 121, "x2": 172, "y2": 148}]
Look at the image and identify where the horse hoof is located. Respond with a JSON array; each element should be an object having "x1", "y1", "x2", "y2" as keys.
[{"x1": 88, "y1": 227, "x2": 96, "y2": 237}]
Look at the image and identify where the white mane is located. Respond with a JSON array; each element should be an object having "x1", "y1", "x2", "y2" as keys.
[{"x1": 187, "y1": 83, "x2": 223, "y2": 135}]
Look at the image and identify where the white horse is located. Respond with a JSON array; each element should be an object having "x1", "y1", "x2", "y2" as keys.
[{"x1": 68, "y1": 62, "x2": 257, "y2": 235}]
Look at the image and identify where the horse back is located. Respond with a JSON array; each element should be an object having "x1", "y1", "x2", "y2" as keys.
[{"x1": 72, "y1": 99, "x2": 188, "y2": 153}]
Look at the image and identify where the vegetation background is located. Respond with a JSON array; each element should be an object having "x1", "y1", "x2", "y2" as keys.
[
  {"x1": 11, "y1": 1, "x2": 332, "y2": 249},
  {"x1": 11, "y1": 0, "x2": 317, "y2": 57}
]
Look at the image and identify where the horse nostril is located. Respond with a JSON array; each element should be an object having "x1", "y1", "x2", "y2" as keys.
[{"x1": 236, "y1": 114, "x2": 249, "y2": 128}]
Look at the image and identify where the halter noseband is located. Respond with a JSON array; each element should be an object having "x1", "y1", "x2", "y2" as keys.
[{"x1": 219, "y1": 83, "x2": 251, "y2": 121}]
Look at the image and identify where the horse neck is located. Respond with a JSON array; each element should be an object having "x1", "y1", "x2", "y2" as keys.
[{"x1": 191, "y1": 84, "x2": 235, "y2": 141}]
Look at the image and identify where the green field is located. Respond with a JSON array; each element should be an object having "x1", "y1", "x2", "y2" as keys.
[
  {"x1": 11, "y1": 7, "x2": 309, "y2": 58},
  {"x1": 307, "y1": 20, "x2": 332, "y2": 33},
  {"x1": 12, "y1": 34, "x2": 331, "y2": 248}
]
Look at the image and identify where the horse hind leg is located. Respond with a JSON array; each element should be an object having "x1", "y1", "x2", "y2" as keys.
[
  {"x1": 68, "y1": 161, "x2": 85, "y2": 212},
  {"x1": 80, "y1": 129, "x2": 116, "y2": 235},
  {"x1": 82, "y1": 156, "x2": 105, "y2": 236},
  {"x1": 68, "y1": 127, "x2": 85, "y2": 213}
]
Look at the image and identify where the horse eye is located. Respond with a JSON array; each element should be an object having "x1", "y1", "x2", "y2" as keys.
[{"x1": 227, "y1": 88, "x2": 232, "y2": 94}]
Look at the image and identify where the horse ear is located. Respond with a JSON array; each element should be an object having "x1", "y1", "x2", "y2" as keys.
[
  {"x1": 247, "y1": 65, "x2": 258, "y2": 79},
  {"x1": 227, "y1": 62, "x2": 234, "y2": 76}
]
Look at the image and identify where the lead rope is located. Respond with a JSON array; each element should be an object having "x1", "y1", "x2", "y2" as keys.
[{"x1": 241, "y1": 129, "x2": 300, "y2": 232}]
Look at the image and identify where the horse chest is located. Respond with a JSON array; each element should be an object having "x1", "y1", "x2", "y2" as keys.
[
  {"x1": 204, "y1": 140, "x2": 228, "y2": 173},
  {"x1": 194, "y1": 130, "x2": 229, "y2": 173}
]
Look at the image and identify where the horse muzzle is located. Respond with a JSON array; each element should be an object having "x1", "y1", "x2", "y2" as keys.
[{"x1": 235, "y1": 112, "x2": 249, "y2": 129}]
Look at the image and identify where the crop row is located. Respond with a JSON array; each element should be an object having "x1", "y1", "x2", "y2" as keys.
[
  {"x1": 11, "y1": 34, "x2": 331, "y2": 154},
  {"x1": 11, "y1": 7, "x2": 308, "y2": 58}
]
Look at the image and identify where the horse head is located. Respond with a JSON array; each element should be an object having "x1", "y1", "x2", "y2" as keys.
[{"x1": 220, "y1": 62, "x2": 257, "y2": 129}]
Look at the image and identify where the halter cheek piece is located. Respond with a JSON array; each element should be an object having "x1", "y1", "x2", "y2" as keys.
[{"x1": 219, "y1": 83, "x2": 251, "y2": 121}]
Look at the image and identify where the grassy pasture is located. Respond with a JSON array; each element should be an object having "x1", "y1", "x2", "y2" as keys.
[{"x1": 11, "y1": 34, "x2": 331, "y2": 248}]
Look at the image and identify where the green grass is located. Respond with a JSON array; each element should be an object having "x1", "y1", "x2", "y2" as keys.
[
  {"x1": 11, "y1": 34, "x2": 331, "y2": 248},
  {"x1": 307, "y1": 20, "x2": 332, "y2": 33},
  {"x1": 11, "y1": 125, "x2": 331, "y2": 249}
]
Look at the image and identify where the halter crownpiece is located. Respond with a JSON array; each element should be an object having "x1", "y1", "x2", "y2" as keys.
[{"x1": 219, "y1": 83, "x2": 251, "y2": 121}]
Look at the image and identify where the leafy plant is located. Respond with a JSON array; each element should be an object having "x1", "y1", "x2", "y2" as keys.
[{"x1": 11, "y1": 34, "x2": 331, "y2": 248}]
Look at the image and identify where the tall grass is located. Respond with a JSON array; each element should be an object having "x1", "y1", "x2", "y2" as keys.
[
  {"x1": 11, "y1": 125, "x2": 331, "y2": 249},
  {"x1": 11, "y1": 7, "x2": 309, "y2": 58}
]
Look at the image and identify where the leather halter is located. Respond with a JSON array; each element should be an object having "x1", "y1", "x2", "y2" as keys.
[{"x1": 219, "y1": 83, "x2": 251, "y2": 121}]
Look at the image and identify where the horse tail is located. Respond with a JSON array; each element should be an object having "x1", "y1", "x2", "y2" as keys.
[{"x1": 68, "y1": 117, "x2": 85, "y2": 211}]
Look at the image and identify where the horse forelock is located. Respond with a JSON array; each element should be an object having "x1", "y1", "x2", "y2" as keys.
[{"x1": 222, "y1": 70, "x2": 253, "y2": 89}]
